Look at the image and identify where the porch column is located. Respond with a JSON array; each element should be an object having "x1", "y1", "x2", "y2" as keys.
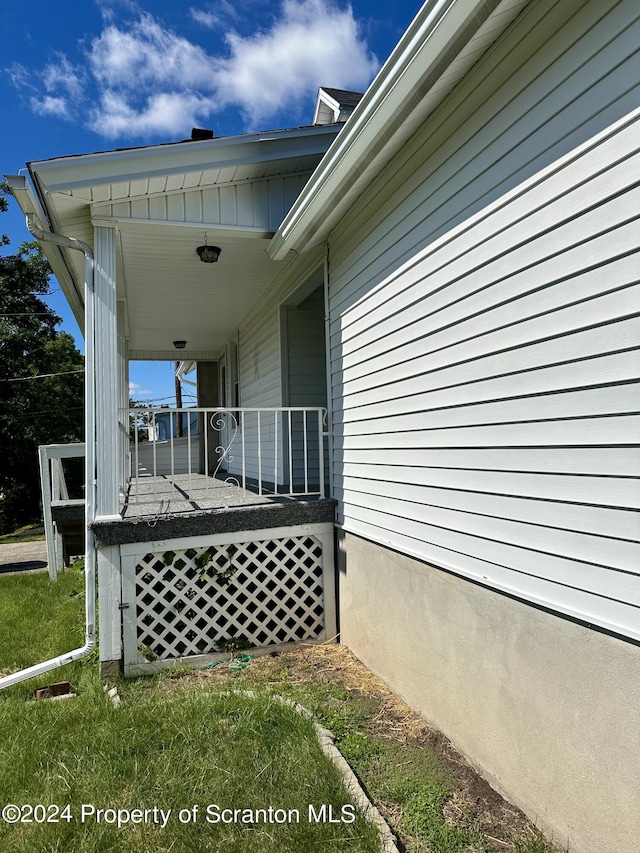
[
  {"x1": 117, "y1": 299, "x2": 129, "y2": 497},
  {"x1": 197, "y1": 361, "x2": 219, "y2": 474},
  {"x1": 94, "y1": 225, "x2": 120, "y2": 519}
]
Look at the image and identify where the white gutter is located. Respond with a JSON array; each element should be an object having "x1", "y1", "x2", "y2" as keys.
[
  {"x1": 175, "y1": 360, "x2": 197, "y2": 387},
  {"x1": 268, "y1": 0, "x2": 509, "y2": 260},
  {"x1": 26, "y1": 123, "x2": 343, "y2": 195},
  {"x1": 0, "y1": 176, "x2": 97, "y2": 691}
]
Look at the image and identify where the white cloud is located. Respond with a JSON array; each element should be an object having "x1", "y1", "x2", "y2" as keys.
[
  {"x1": 89, "y1": 14, "x2": 217, "y2": 90},
  {"x1": 42, "y1": 54, "x2": 85, "y2": 99},
  {"x1": 7, "y1": 63, "x2": 35, "y2": 92},
  {"x1": 129, "y1": 381, "x2": 154, "y2": 397},
  {"x1": 216, "y1": 0, "x2": 378, "y2": 124},
  {"x1": 30, "y1": 95, "x2": 72, "y2": 121},
  {"x1": 9, "y1": 0, "x2": 380, "y2": 140},
  {"x1": 90, "y1": 90, "x2": 210, "y2": 137},
  {"x1": 189, "y1": 2, "x2": 241, "y2": 29}
]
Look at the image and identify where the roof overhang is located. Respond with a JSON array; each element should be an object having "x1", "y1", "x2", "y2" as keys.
[
  {"x1": 268, "y1": 0, "x2": 530, "y2": 260},
  {"x1": 6, "y1": 124, "x2": 342, "y2": 356}
]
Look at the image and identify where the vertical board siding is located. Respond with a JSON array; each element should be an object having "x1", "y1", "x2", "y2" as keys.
[
  {"x1": 328, "y1": 0, "x2": 640, "y2": 639},
  {"x1": 285, "y1": 287, "x2": 327, "y2": 407},
  {"x1": 99, "y1": 174, "x2": 313, "y2": 229}
]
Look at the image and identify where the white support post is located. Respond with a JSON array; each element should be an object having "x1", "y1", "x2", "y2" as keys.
[
  {"x1": 94, "y1": 225, "x2": 120, "y2": 520},
  {"x1": 38, "y1": 446, "x2": 58, "y2": 582},
  {"x1": 97, "y1": 545, "x2": 122, "y2": 669},
  {"x1": 117, "y1": 300, "x2": 129, "y2": 499}
]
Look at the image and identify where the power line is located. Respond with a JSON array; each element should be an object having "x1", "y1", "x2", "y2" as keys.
[
  {"x1": 3, "y1": 369, "x2": 84, "y2": 382},
  {"x1": 9, "y1": 406, "x2": 84, "y2": 418}
]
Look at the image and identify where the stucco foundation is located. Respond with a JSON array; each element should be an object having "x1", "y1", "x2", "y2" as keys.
[{"x1": 337, "y1": 530, "x2": 640, "y2": 853}]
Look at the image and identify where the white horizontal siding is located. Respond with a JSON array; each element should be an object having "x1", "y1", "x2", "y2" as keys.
[
  {"x1": 133, "y1": 437, "x2": 200, "y2": 477},
  {"x1": 329, "y1": 0, "x2": 640, "y2": 312},
  {"x1": 232, "y1": 246, "x2": 326, "y2": 486},
  {"x1": 340, "y1": 511, "x2": 640, "y2": 642},
  {"x1": 328, "y1": 0, "x2": 640, "y2": 638}
]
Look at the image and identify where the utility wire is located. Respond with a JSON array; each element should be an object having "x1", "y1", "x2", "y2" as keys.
[
  {"x1": 9, "y1": 406, "x2": 84, "y2": 418},
  {"x1": 3, "y1": 369, "x2": 84, "y2": 382}
]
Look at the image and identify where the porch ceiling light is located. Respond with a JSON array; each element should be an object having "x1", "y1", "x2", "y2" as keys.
[
  {"x1": 196, "y1": 232, "x2": 221, "y2": 263},
  {"x1": 173, "y1": 340, "x2": 187, "y2": 349}
]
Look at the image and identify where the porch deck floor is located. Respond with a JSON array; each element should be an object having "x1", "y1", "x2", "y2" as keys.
[
  {"x1": 89, "y1": 474, "x2": 336, "y2": 548},
  {"x1": 123, "y1": 473, "x2": 289, "y2": 518}
]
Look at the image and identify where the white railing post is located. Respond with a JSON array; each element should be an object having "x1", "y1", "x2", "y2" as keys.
[
  {"x1": 318, "y1": 408, "x2": 326, "y2": 498},
  {"x1": 38, "y1": 446, "x2": 58, "y2": 582},
  {"x1": 287, "y1": 409, "x2": 293, "y2": 494},
  {"x1": 257, "y1": 411, "x2": 263, "y2": 495},
  {"x1": 38, "y1": 443, "x2": 87, "y2": 581}
]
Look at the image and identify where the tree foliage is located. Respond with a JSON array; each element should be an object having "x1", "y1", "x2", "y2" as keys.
[{"x1": 0, "y1": 186, "x2": 84, "y2": 533}]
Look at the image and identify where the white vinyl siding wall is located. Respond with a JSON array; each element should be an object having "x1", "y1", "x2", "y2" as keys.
[
  {"x1": 283, "y1": 286, "x2": 328, "y2": 491},
  {"x1": 328, "y1": 0, "x2": 640, "y2": 639},
  {"x1": 227, "y1": 246, "x2": 326, "y2": 487}
]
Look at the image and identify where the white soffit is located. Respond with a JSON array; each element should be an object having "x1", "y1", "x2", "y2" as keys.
[{"x1": 21, "y1": 124, "x2": 341, "y2": 338}]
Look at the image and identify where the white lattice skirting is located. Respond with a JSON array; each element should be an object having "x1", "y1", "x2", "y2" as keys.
[{"x1": 121, "y1": 524, "x2": 336, "y2": 673}]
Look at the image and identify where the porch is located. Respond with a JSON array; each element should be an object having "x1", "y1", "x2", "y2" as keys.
[{"x1": 41, "y1": 403, "x2": 336, "y2": 677}]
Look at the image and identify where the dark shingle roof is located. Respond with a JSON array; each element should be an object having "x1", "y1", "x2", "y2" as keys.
[{"x1": 319, "y1": 88, "x2": 364, "y2": 109}]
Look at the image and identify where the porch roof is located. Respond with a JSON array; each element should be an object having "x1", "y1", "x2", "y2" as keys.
[{"x1": 10, "y1": 123, "x2": 342, "y2": 359}]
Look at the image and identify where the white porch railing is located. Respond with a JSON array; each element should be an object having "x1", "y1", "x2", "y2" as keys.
[
  {"x1": 124, "y1": 407, "x2": 328, "y2": 509},
  {"x1": 38, "y1": 443, "x2": 86, "y2": 581}
]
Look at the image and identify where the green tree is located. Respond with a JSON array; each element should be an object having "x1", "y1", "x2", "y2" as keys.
[{"x1": 0, "y1": 185, "x2": 84, "y2": 533}]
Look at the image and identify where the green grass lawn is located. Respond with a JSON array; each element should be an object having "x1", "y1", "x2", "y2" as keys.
[
  {"x1": 0, "y1": 566, "x2": 87, "y2": 682},
  {"x1": 0, "y1": 566, "x2": 562, "y2": 853},
  {"x1": 0, "y1": 524, "x2": 46, "y2": 545},
  {"x1": 0, "y1": 568, "x2": 382, "y2": 852}
]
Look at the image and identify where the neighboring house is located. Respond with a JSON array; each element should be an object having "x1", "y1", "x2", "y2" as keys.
[
  {"x1": 154, "y1": 409, "x2": 199, "y2": 441},
  {"x1": 6, "y1": 2, "x2": 639, "y2": 852}
]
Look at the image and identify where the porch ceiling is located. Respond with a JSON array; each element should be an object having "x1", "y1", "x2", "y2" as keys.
[{"x1": 118, "y1": 222, "x2": 284, "y2": 358}]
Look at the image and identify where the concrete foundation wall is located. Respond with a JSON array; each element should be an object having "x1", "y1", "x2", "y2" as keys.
[{"x1": 337, "y1": 530, "x2": 640, "y2": 853}]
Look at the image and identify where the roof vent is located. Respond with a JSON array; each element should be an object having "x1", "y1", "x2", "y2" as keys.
[{"x1": 191, "y1": 128, "x2": 214, "y2": 140}]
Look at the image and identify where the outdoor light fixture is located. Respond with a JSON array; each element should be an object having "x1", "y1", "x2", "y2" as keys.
[
  {"x1": 173, "y1": 340, "x2": 187, "y2": 349},
  {"x1": 196, "y1": 232, "x2": 221, "y2": 263}
]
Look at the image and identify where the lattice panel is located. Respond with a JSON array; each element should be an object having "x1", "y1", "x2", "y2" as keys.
[{"x1": 134, "y1": 536, "x2": 325, "y2": 660}]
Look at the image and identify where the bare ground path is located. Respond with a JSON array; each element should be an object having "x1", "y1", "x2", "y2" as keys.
[{"x1": 0, "y1": 540, "x2": 47, "y2": 575}]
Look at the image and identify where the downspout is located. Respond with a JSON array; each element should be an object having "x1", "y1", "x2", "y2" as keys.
[{"x1": 0, "y1": 218, "x2": 96, "y2": 690}]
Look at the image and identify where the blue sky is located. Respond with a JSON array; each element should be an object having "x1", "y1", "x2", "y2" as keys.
[{"x1": 2, "y1": 0, "x2": 420, "y2": 405}]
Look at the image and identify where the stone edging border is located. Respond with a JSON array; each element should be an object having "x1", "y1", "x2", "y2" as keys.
[
  {"x1": 105, "y1": 684, "x2": 400, "y2": 852},
  {"x1": 229, "y1": 689, "x2": 401, "y2": 853}
]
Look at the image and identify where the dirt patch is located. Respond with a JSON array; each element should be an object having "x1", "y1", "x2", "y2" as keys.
[{"x1": 157, "y1": 643, "x2": 553, "y2": 852}]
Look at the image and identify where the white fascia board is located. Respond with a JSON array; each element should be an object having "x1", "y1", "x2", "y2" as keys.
[
  {"x1": 28, "y1": 125, "x2": 342, "y2": 195},
  {"x1": 3, "y1": 174, "x2": 86, "y2": 330},
  {"x1": 268, "y1": 0, "x2": 510, "y2": 260},
  {"x1": 4, "y1": 173, "x2": 44, "y2": 222}
]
